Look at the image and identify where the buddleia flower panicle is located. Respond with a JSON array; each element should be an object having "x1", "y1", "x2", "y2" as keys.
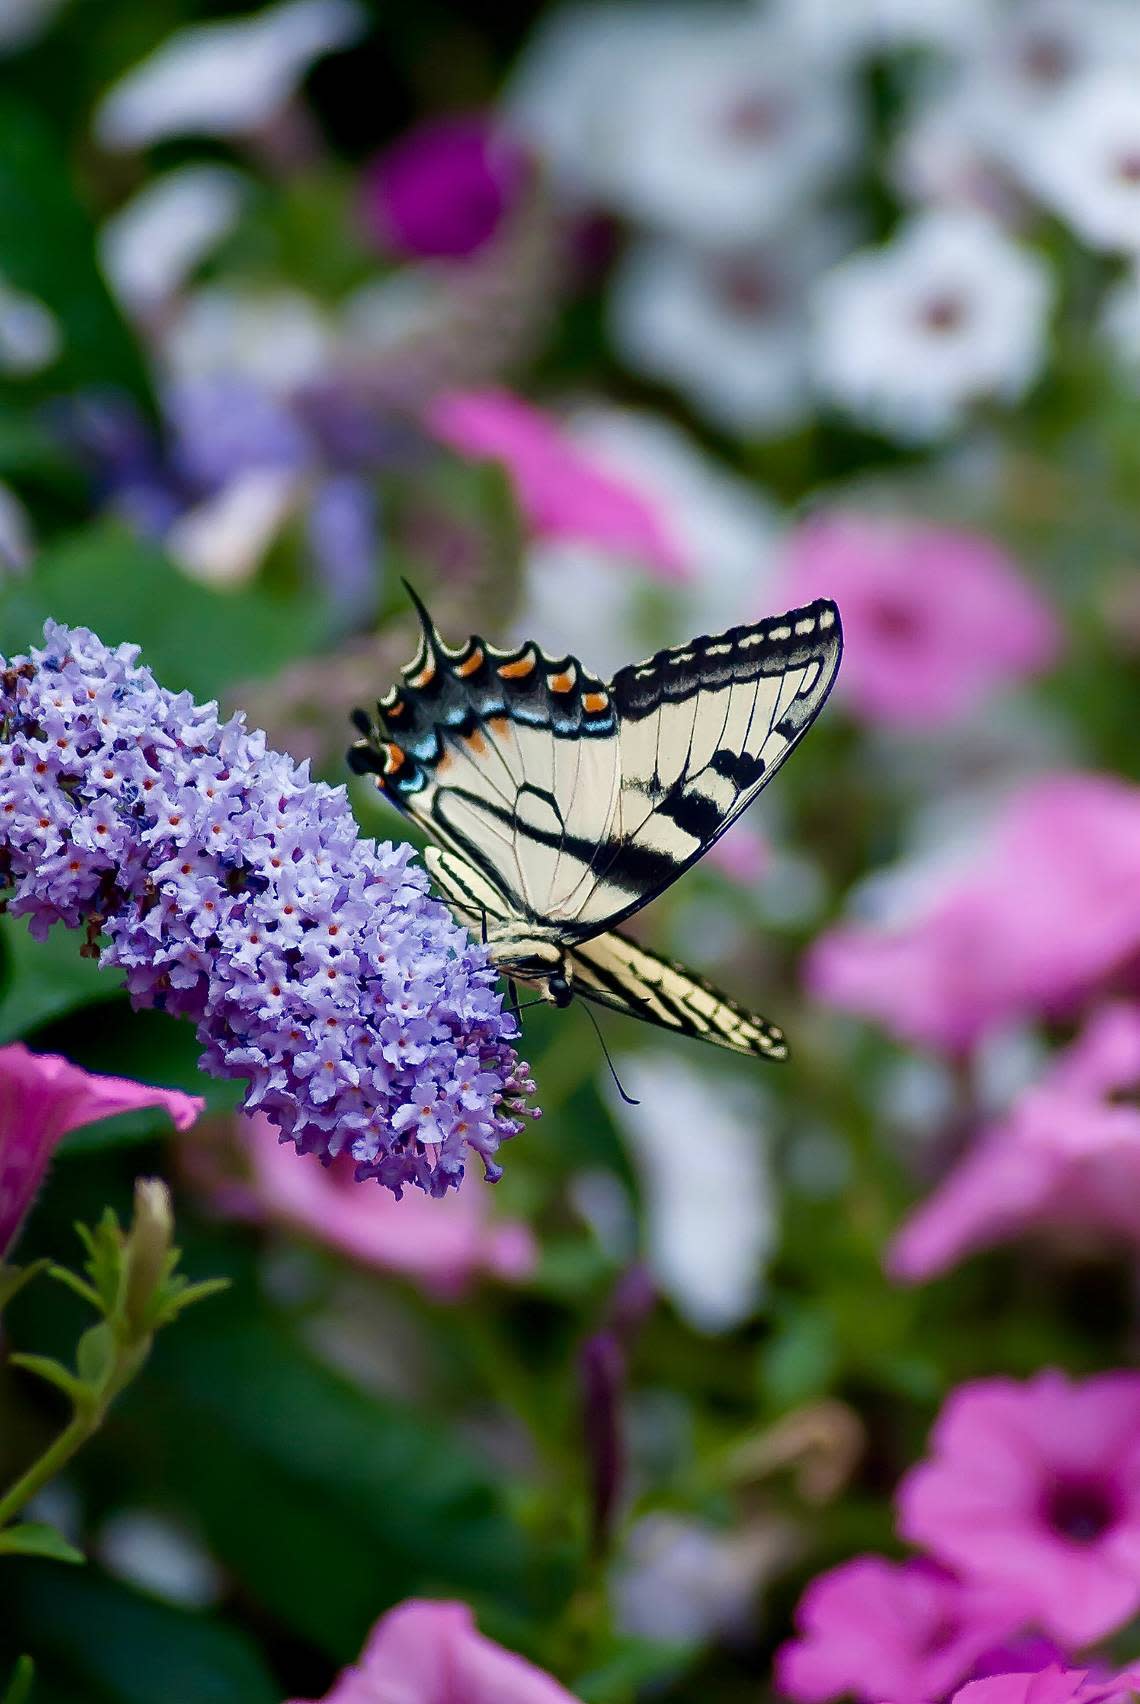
[{"x1": 0, "y1": 622, "x2": 537, "y2": 1197}]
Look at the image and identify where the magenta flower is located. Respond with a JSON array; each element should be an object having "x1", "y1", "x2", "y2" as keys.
[
  {"x1": 951, "y1": 1664, "x2": 1140, "y2": 1704},
  {"x1": 0, "y1": 1043, "x2": 203, "y2": 1256},
  {"x1": 362, "y1": 114, "x2": 531, "y2": 260},
  {"x1": 776, "y1": 1557, "x2": 1034, "y2": 1704},
  {"x1": 285, "y1": 1598, "x2": 580, "y2": 1703},
  {"x1": 898, "y1": 1371, "x2": 1140, "y2": 1647},
  {"x1": 424, "y1": 389, "x2": 688, "y2": 577},
  {"x1": 782, "y1": 513, "x2": 1058, "y2": 726},
  {"x1": 890, "y1": 1004, "x2": 1140, "y2": 1282},
  {"x1": 807, "y1": 774, "x2": 1140, "y2": 1054},
  {"x1": 223, "y1": 1111, "x2": 536, "y2": 1297}
]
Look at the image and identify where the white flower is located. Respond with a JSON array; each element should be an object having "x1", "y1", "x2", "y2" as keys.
[
  {"x1": 610, "y1": 222, "x2": 848, "y2": 436},
  {"x1": 516, "y1": 405, "x2": 782, "y2": 676},
  {"x1": 0, "y1": 0, "x2": 67, "y2": 53},
  {"x1": 1019, "y1": 68, "x2": 1140, "y2": 252},
  {"x1": 100, "y1": 166, "x2": 249, "y2": 316},
  {"x1": 921, "y1": 0, "x2": 1140, "y2": 197},
  {"x1": 811, "y1": 210, "x2": 1052, "y2": 441},
  {"x1": 509, "y1": 4, "x2": 857, "y2": 241},
  {"x1": 506, "y1": 3, "x2": 684, "y2": 202},
  {"x1": 164, "y1": 468, "x2": 302, "y2": 587},
  {"x1": 0, "y1": 276, "x2": 60, "y2": 374},
  {"x1": 778, "y1": 0, "x2": 994, "y2": 63},
  {"x1": 891, "y1": 80, "x2": 1017, "y2": 214},
  {"x1": 94, "y1": 0, "x2": 365, "y2": 149},
  {"x1": 162, "y1": 285, "x2": 335, "y2": 392},
  {"x1": 609, "y1": 1052, "x2": 774, "y2": 1334},
  {"x1": 614, "y1": 1513, "x2": 787, "y2": 1644}
]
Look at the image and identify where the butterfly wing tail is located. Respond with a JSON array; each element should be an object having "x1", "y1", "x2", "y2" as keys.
[{"x1": 566, "y1": 930, "x2": 788, "y2": 1061}]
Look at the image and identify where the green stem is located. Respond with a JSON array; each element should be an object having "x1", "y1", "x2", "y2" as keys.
[{"x1": 0, "y1": 1405, "x2": 96, "y2": 1533}]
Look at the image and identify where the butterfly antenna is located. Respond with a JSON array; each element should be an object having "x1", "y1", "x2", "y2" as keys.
[{"x1": 581, "y1": 1003, "x2": 640, "y2": 1106}]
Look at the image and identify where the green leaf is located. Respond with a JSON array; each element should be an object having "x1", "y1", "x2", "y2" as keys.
[
  {"x1": 0, "y1": 1264, "x2": 48, "y2": 1314},
  {"x1": 0, "y1": 916, "x2": 118, "y2": 1046},
  {"x1": 7, "y1": 1354, "x2": 87, "y2": 1408},
  {"x1": 0, "y1": 522, "x2": 333, "y2": 702},
  {"x1": 0, "y1": 1525, "x2": 83, "y2": 1566},
  {"x1": 120, "y1": 1295, "x2": 568, "y2": 1658},
  {"x1": 75, "y1": 1322, "x2": 117, "y2": 1389},
  {"x1": 0, "y1": 97, "x2": 151, "y2": 403},
  {"x1": 0, "y1": 1655, "x2": 35, "y2": 1704},
  {"x1": 6, "y1": 1566, "x2": 279, "y2": 1704}
]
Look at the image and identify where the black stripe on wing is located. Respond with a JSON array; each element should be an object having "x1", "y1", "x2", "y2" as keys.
[
  {"x1": 610, "y1": 598, "x2": 841, "y2": 723},
  {"x1": 346, "y1": 583, "x2": 616, "y2": 810},
  {"x1": 568, "y1": 930, "x2": 788, "y2": 1060}
]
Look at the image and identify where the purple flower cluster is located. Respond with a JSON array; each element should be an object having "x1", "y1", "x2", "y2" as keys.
[{"x1": 0, "y1": 622, "x2": 537, "y2": 1196}]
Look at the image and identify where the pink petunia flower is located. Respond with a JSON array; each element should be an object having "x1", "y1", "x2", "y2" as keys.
[
  {"x1": 230, "y1": 1112, "x2": 536, "y2": 1299},
  {"x1": 890, "y1": 1004, "x2": 1140, "y2": 1282},
  {"x1": 424, "y1": 389, "x2": 688, "y2": 577},
  {"x1": 0, "y1": 1042, "x2": 204, "y2": 1255},
  {"x1": 776, "y1": 1556, "x2": 1036, "y2": 1704},
  {"x1": 285, "y1": 1597, "x2": 580, "y2": 1703},
  {"x1": 362, "y1": 114, "x2": 532, "y2": 261},
  {"x1": 782, "y1": 513, "x2": 1058, "y2": 727},
  {"x1": 950, "y1": 1663, "x2": 1140, "y2": 1704},
  {"x1": 807, "y1": 774, "x2": 1140, "y2": 1054},
  {"x1": 897, "y1": 1371, "x2": 1140, "y2": 1647}
]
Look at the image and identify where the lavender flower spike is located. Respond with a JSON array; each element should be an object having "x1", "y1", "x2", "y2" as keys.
[{"x1": 0, "y1": 623, "x2": 537, "y2": 1196}]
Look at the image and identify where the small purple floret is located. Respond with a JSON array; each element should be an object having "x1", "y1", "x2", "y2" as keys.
[{"x1": 0, "y1": 623, "x2": 537, "y2": 1196}]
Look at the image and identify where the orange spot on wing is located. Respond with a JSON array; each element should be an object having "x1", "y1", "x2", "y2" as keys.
[
  {"x1": 384, "y1": 744, "x2": 406, "y2": 774},
  {"x1": 465, "y1": 729, "x2": 488, "y2": 755},
  {"x1": 408, "y1": 661, "x2": 436, "y2": 689},
  {"x1": 498, "y1": 653, "x2": 534, "y2": 680},
  {"x1": 456, "y1": 647, "x2": 484, "y2": 678},
  {"x1": 549, "y1": 670, "x2": 575, "y2": 693},
  {"x1": 488, "y1": 715, "x2": 510, "y2": 735},
  {"x1": 583, "y1": 691, "x2": 609, "y2": 714},
  {"x1": 385, "y1": 698, "x2": 406, "y2": 717}
]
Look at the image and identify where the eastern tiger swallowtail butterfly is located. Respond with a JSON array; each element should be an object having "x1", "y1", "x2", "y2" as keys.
[{"x1": 347, "y1": 587, "x2": 842, "y2": 1060}]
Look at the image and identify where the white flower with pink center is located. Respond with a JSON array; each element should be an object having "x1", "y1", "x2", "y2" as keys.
[{"x1": 810, "y1": 210, "x2": 1052, "y2": 441}]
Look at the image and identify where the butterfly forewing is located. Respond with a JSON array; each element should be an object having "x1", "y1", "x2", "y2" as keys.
[
  {"x1": 566, "y1": 600, "x2": 842, "y2": 937},
  {"x1": 350, "y1": 592, "x2": 840, "y2": 946}
]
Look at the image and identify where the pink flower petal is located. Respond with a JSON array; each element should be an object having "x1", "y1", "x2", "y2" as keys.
[
  {"x1": 287, "y1": 1598, "x2": 580, "y2": 1704},
  {"x1": 425, "y1": 389, "x2": 689, "y2": 577},
  {"x1": 889, "y1": 1006, "x2": 1140, "y2": 1282},
  {"x1": 0, "y1": 1042, "x2": 204, "y2": 1256},
  {"x1": 782, "y1": 513, "x2": 1059, "y2": 728},
  {"x1": 231, "y1": 1113, "x2": 536, "y2": 1298},
  {"x1": 896, "y1": 1371, "x2": 1140, "y2": 1647},
  {"x1": 806, "y1": 776, "x2": 1140, "y2": 1054}
]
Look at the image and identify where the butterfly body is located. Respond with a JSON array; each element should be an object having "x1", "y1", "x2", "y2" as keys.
[{"x1": 348, "y1": 587, "x2": 841, "y2": 1059}]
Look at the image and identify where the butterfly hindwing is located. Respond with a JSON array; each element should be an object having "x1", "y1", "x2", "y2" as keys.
[
  {"x1": 425, "y1": 845, "x2": 787, "y2": 1060},
  {"x1": 566, "y1": 930, "x2": 788, "y2": 1060},
  {"x1": 422, "y1": 844, "x2": 511, "y2": 930}
]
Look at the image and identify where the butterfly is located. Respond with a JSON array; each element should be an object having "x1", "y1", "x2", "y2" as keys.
[{"x1": 348, "y1": 586, "x2": 842, "y2": 1061}]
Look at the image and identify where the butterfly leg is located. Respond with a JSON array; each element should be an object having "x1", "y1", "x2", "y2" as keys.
[{"x1": 507, "y1": 979, "x2": 521, "y2": 1023}]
